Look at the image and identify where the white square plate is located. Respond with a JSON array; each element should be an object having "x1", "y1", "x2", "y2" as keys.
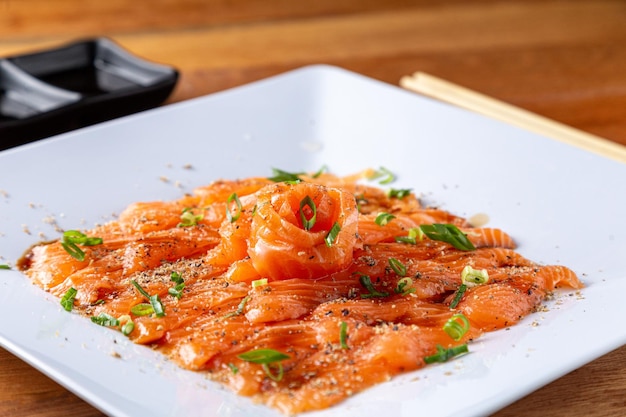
[{"x1": 1, "y1": 65, "x2": 625, "y2": 417}]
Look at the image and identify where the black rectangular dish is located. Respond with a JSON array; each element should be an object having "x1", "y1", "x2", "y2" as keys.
[{"x1": 0, "y1": 38, "x2": 178, "y2": 150}]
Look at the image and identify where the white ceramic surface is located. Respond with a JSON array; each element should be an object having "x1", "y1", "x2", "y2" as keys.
[{"x1": 1, "y1": 65, "x2": 625, "y2": 417}]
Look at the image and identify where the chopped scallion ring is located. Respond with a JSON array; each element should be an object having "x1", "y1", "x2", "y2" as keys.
[
  {"x1": 299, "y1": 195, "x2": 317, "y2": 231},
  {"x1": 461, "y1": 265, "x2": 489, "y2": 286},
  {"x1": 387, "y1": 188, "x2": 412, "y2": 199},
  {"x1": 394, "y1": 277, "x2": 416, "y2": 296},
  {"x1": 388, "y1": 258, "x2": 407, "y2": 277},
  {"x1": 227, "y1": 363, "x2": 239, "y2": 374},
  {"x1": 168, "y1": 271, "x2": 185, "y2": 299},
  {"x1": 226, "y1": 193, "x2": 243, "y2": 223},
  {"x1": 358, "y1": 274, "x2": 389, "y2": 299},
  {"x1": 419, "y1": 224, "x2": 475, "y2": 251},
  {"x1": 375, "y1": 212, "x2": 395, "y2": 226},
  {"x1": 268, "y1": 168, "x2": 304, "y2": 183},
  {"x1": 312, "y1": 165, "x2": 328, "y2": 178},
  {"x1": 339, "y1": 321, "x2": 349, "y2": 349},
  {"x1": 130, "y1": 279, "x2": 165, "y2": 317},
  {"x1": 449, "y1": 284, "x2": 467, "y2": 309},
  {"x1": 121, "y1": 320, "x2": 135, "y2": 336},
  {"x1": 367, "y1": 167, "x2": 396, "y2": 184},
  {"x1": 178, "y1": 207, "x2": 203, "y2": 227},
  {"x1": 252, "y1": 278, "x2": 268, "y2": 288},
  {"x1": 443, "y1": 314, "x2": 470, "y2": 341},
  {"x1": 130, "y1": 303, "x2": 155, "y2": 316},
  {"x1": 225, "y1": 296, "x2": 250, "y2": 318},
  {"x1": 423, "y1": 344, "x2": 469, "y2": 364},
  {"x1": 91, "y1": 313, "x2": 120, "y2": 327},
  {"x1": 0, "y1": 264, "x2": 11, "y2": 270},
  {"x1": 60, "y1": 287, "x2": 78, "y2": 312},
  {"x1": 324, "y1": 222, "x2": 341, "y2": 247},
  {"x1": 61, "y1": 230, "x2": 103, "y2": 261},
  {"x1": 237, "y1": 348, "x2": 290, "y2": 381},
  {"x1": 394, "y1": 227, "x2": 424, "y2": 245}
]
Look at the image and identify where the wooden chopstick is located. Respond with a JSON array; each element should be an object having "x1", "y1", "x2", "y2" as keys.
[{"x1": 399, "y1": 72, "x2": 626, "y2": 164}]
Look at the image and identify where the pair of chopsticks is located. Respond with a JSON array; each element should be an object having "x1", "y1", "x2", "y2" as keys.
[{"x1": 399, "y1": 72, "x2": 626, "y2": 164}]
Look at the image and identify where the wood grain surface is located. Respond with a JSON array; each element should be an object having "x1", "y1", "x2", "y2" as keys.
[{"x1": 1, "y1": 1, "x2": 625, "y2": 416}]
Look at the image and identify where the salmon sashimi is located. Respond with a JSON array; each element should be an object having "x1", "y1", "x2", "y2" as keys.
[{"x1": 18, "y1": 168, "x2": 583, "y2": 415}]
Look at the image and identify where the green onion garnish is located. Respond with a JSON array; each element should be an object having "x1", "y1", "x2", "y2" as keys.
[
  {"x1": 394, "y1": 277, "x2": 416, "y2": 296},
  {"x1": 443, "y1": 314, "x2": 470, "y2": 341},
  {"x1": 339, "y1": 321, "x2": 349, "y2": 349},
  {"x1": 388, "y1": 258, "x2": 407, "y2": 276},
  {"x1": 449, "y1": 283, "x2": 467, "y2": 309},
  {"x1": 419, "y1": 224, "x2": 475, "y2": 251},
  {"x1": 178, "y1": 207, "x2": 203, "y2": 227},
  {"x1": 299, "y1": 196, "x2": 317, "y2": 231},
  {"x1": 375, "y1": 212, "x2": 395, "y2": 226},
  {"x1": 130, "y1": 303, "x2": 155, "y2": 316},
  {"x1": 168, "y1": 271, "x2": 185, "y2": 299},
  {"x1": 61, "y1": 230, "x2": 103, "y2": 261},
  {"x1": 227, "y1": 363, "x2": 239, "y2": 374},
  {"x1": 394, "y1": 227, "x2": 424, "y2": 244},
  {"x1": 60, "y1": 287, "x2": 78, "y2": 312},
  {"x1": 312, "y1": 165, "x2": 327, "y2": 178},
  {"x1": 226, "y1": 193, "x2": 243, "y2": 223},
  {"x1": 324, "y1": 222, "x2": 341, "y2": 247},
  {"x1": 387, "y1": 188, "x2": 412, "y2": 199},
  {"x1": 368, "y1": 167, "x2": 396, "y2": 184},
  {"x1": 268, "y1": 168, "x2": 304, "y2": 182},
  {"x1": 252, "y1": 278, "x2": 268, "y2": 288},
  {"x1": 423, "y1": 344, "x2": 469, "y2": 364},
  {"x1": 237, "y1": 348, "x2": 290, "y2": 382},
  {"x1": 130, "y1": 279, "x2": 165, "y2": 317},
  {"x1": 91, "y1": 313, "x2": 120, "y2": 327},
  {"x1": 225, "y1": 296, "x2": 250, "y2": 318},
  {"x1": 0, "y1": 264, "x2": 11, "y2": 270},
  {"x1": 358, "y1": 274, "x2": 389, "y2": 299},
  {"x1": 461, "y1": 265, "x2": 489, "y2": 286},
  {"x1": 121, "y1": 321, "x2": 135, "y2": 336}
]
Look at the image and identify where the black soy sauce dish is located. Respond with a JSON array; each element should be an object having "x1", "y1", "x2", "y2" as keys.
[{"x1": 0, "y1": 38, "x2": 179, "y2": 150}]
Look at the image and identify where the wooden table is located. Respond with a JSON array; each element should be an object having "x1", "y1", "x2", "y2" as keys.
[{"x1": 1, "y1": 1, "x2": 625, "y2": 415}]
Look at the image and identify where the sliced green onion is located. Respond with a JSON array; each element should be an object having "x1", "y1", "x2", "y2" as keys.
[
  {"x1": 358, "y1": 274, "x2": 389, "y2": 299},
  {"x1": 61, "y1": 241, "x2": 85, "y2": 261},
  {"x1": 443, "y1": 314, "x2": 470, "y2": 341},
  {"x1": 178, "y1": 207, "x2": 203, "y2": 227},
  {"x1": 237, "y1": 348, "x2": 290, "y2": 381},
  {"x1": 130, "y1": 279, "x2": 165, "y2": 317},
  {"x1": 268, "y1": 168, "x2": 303, "y2": 182},
  {"x1": 91, "y1": 313, "x2": 119, "y2": 327},
  {"x1": 130, "y1": 303, "x2": 155, "y2": 316},
  {"x1": 121, "y1": 320, "x2": 135, "y2": 336},
  {"x1": 367, "y1": 167, "x2": 396, "y2": 184},
  {"x1": 339, "y1": 321, "x2": 349, "y2": 349},
  {"x1": 461, "y1": 265, "x2": 489, "y2": 286},
  {"x1": 225, "y1": 296, "x2": 250, "y2": 318},
  {"x1": 419, "y1": 224, "x2": 475, "y2": 251},
  {"x1": 0, "y1": 264, "x2": 11, "y2": 270},
  {"x1": 168, "y1": 271, "x2": 185, "y2": 299},
  {"x1": 252, "y1": 278, "x2": 268, "y2": 288},
  {"x1": 394, "y1": 277, "x2": 416, "y2": 296},
  {"x1": 227, "y1": 363, "x2": 239, "y2": 374},
  {"x1": 311, "y1": 165, "x2": 328, "y2": 178},
  {"x1": 388, "y1": 258, "x2": 407, "y2": 277},
  {"x1": 424, "y1": 344, "x2": 469, "y2": 364},
  {"x1": 61, "y1": 230, "x2": 103, "y2": 261},
  {"x1": 394, "y1": 227, "x2": 424, "y2": 245},
  {"x1": 324, "y1": 222, "x2": 341, "y2": 247},
  {"x1": 299, "y1": 195, "x2": 317, "y2": 231},
  {"x1": 387, "y1": 188, "x2": 412, "y2": 199},
  {"x1": 226, "y1": 193, "x2": 243, "y2": 223},
  {"x1": 449, "y1": 283, "x2": 467, "y2": 309},
  {"x1": 60, "y1": 287, "x2": 78, "y2": 312},
  {"x1": 238, "y1": 348, "x2": 290, "y2": 364},
  {"x1": 375, "y1": 212, "x2": 395, "y2": 226}
]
